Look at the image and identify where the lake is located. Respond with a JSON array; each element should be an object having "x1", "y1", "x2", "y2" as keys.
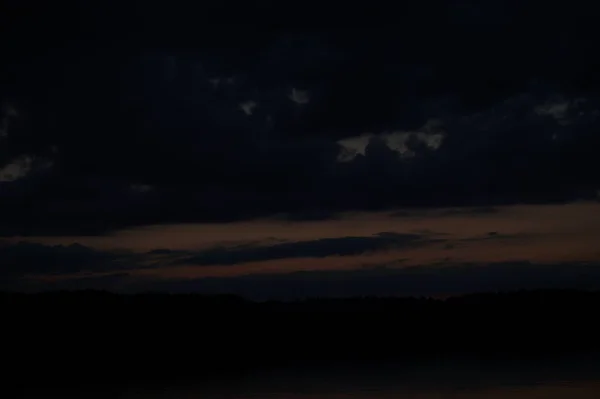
[{"x1": 23, "y1": 356, "x2": 600, "y2": 398}]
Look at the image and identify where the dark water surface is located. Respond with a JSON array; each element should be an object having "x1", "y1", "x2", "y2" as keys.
[{"x1": 23, "y1": 355, "x2": 600, "y2": 398}]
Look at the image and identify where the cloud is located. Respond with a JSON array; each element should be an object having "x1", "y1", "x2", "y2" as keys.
[
  {"x1": 0, "y1": 102, "x2": 18, "y2": 139},
  {"x1": 4, "y1": 239, "x2": 600, "y2": 299},
  {"x1": 1, "y1": 89, "x2": 599, "y2": 235},
  {"x1": 8, "y1": 257, "x2": 600, "y2": 302},
  {"x1": 391, "y1": 207, "x2": 499, "y2": 218},
  {"x1": 0, "y1": 95, "x2": 591, "y2": 234},
  {"x1": 239, "y1": 100, "x2": 258, "y2": 116},
  {"x1": 0, "y1": 241, "x2": 135, "y2": 280},
  {"x1": 0, "y1": 232, "x2": 432, "y2": 286},
  {"x1": 176, "y1": 232, "x2": 427, "y2": 266},
  {"x1": 0, "y1": 155, "x2": 33, "y2": 181},
  {"x1": 5, "y1": 272, "x2": 132, "y2": 292},
  {"x1": 134, "y1": 260, "x2": 600, "y2": 300},
  {"x1": 270, "y1": 210, "x2": 340, "y2": 222},
  {"x1": 288, "y1": 88, "x2": 310, "y2": 105},
  {"x1": 3, "y1": 5, "x2": 600, "y2": 234},
  {"x1": 208, "y1": 78, "x2": 220, "y2": 88},
  {"x1": 458, "y1": 232, "x2": 524, "y2": 243},
  {"x1": 337, "y1": 119, "x2": 445, "y2": 162},
  {"x1": 129, "y1": 183, "x2": 154, "y2": 194}
]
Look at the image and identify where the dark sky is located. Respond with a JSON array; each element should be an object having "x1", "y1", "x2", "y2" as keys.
[{"x1": 1, "y1": 1, "x2": 600, "y2": 297}]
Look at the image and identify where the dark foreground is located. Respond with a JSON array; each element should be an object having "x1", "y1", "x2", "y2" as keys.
[{"x1": 3, "y1": 289, "x2": 600, "y2": 390}]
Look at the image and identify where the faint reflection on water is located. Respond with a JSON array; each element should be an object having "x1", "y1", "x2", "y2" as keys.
[
  {"x1": 25, "y1": 357, "x2": 600, "y2": 398},
  {"x1": 123, "y1": 381, "x2": 600, "y2": 399},
  {"x1": 116, "y1": 358, "x2": 600, "y2": 399}
]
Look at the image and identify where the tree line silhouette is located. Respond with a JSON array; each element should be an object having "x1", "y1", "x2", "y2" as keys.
[{"x1": 3, "y1": 289, "x2": 600, "y2": 387}]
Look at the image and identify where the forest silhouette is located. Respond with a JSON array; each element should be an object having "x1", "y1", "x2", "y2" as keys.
[{"x1": 3, "y1": 289, "x2": 600, "y2": 388}]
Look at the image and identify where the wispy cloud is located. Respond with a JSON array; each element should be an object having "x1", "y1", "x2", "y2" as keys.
[
  {"x1": 288, "y1": 88, "x2": 310, "y2": 104},
  {"x1": 336, "y1": 119, "x2": 445, "y2": 162},
  {"x1": 239, "y1": 100, "x2": 258, "y2": 116},
  {"x1": 0, "y1": 102, "x2": 18, "y2": 139}
]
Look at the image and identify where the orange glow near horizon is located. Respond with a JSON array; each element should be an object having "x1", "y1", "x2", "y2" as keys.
[{"x1": 17, "y1": 201, "x2": 600, "y2": 283}]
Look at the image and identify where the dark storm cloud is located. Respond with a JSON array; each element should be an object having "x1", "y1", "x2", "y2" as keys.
[
  {"x1": 171, "y1": 260, "x2": 600, "y2": 299},
  {"x1": 0, "y1": 241, "x2": 134, "y2": 279},
  {"x1": 458, "y1": 232, "x2": 524, "y2": 243},
  {"x1": 2, "y1": 1, "x2": 600, "y2": 234},
  {"x1": 391, "y1": 207, "x2": 499, "y2": 218},
  {"x1": 440, "y1": 231, "x2": 526, "y2": 251},
  {"x1": 175, "y1": 232, "x2": 427, "y2": 266},
  {"x1": 0, "y1": 233, "x2": 429, "y2": 282},
  {"x1": 270, "y1": 210, "x2": 340, "y2": 222},
  {"x1": 59, "y1": 260, "x2": 600, "y2": 300},
  {"x1": 4, "y1": 240, "x2": 600, "y2": 298}
]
